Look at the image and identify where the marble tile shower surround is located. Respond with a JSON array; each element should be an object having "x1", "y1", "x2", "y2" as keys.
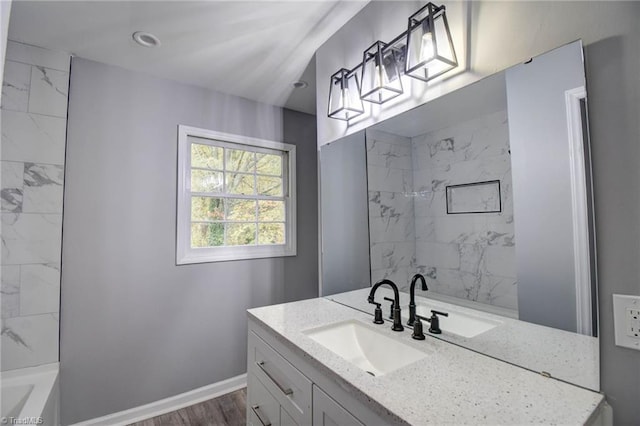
[
  {"x1": 1, "y1": 41, "x2": 70, "y2": 371},
  {"x1": 366, "y1": 130, "x2": 415, "y2": 290},
  {"x1": 367, "y1": 110, "x2": 518, "y2": 311}
]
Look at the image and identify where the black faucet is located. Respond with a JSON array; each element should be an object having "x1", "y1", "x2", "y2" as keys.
[
  {"x1": 368, "y1": 279, "x2": 404, "y2": 331},
  {"x1": 412, "y1": 311, "x2": 449, "y2": 339},
  {"x1": 407, "y1": 274, "x2": 429, "y2": 327}
]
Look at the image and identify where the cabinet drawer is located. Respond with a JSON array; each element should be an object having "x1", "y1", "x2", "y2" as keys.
[
  {"x1": 249, "y1": 331, "x2": 312, "y2": 424},
  {"x1": 248, "y1": 373, "x2": 280, "y2": 426}
]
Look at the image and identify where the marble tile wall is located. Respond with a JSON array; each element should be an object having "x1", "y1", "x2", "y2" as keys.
[
  {"x1": 1, "y1": 41, "x2": 69, "y2": 371},
  {"x1": 411, "y1": 110, "x2": 518, "y2": 310},
  {"x1": 366, "y1": 130, "x2": 416, "y2": 292}
]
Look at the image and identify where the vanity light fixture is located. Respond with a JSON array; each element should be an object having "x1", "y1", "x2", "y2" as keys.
[
  {"x1": 327, "y1": 2, "x2": 458, "y2": 120},
  {"x1": 405, "y1": 3, "x2": 457, "y2": 82},
  {"x1": 360, "y1": 41, "x2": 403, "y2": 104},
  {"x1": 327, "y1": 68, "x2": 365, "y2": 121}
]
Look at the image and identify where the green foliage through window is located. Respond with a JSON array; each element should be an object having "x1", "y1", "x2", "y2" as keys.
[{"x1": 189, "y1": 141, "x2": 287, "y2": 248}]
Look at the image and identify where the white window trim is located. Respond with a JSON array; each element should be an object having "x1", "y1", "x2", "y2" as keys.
[{"x1": 177, "y1": 125, "x2": 297, "y2": 264}]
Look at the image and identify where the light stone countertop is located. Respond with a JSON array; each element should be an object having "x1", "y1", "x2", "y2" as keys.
[
  {"x1": 328, "y1": 287, "x2": 599, "y2": 391},
  {"x1": 248, "y1": 297, "x2": 604, "y2": 425}
]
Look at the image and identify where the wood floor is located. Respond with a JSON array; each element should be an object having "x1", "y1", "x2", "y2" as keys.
[{"x1": 128, "y1": 389, "x2": 246, "y2": 426}]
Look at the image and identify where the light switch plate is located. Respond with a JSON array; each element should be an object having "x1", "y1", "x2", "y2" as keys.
[{"x1": 613, "y1": 294, "x2": 640, "y2": 351}]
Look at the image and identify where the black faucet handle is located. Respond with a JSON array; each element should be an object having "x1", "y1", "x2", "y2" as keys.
[
  {"x1": 368, "y1": 300, "x2": 385, "y2": 324},
  {"x1": 383, "y1": 297, "x2": 395, "y2": 319},
  {"x1": 412, "y1": 315, "x2": 426, "y2": 340},
  {"x1": 418, "y1": 311, "x2": 448, "y2": 334}
]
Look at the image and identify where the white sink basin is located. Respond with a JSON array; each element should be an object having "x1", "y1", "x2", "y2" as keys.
[
  {"x1": 407, "y1": 304, "x2": 501, "y2": 338},
  {"x1": 303, "y1": 319, "x2": 429, "y2": 377}
]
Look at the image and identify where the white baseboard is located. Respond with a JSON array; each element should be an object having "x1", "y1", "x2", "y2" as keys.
[{"x1": 70, "y1": 373, "x2": 247, "y2": 426}]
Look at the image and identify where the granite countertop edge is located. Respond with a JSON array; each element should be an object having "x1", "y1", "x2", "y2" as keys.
[{"x1": 248, "y1": 298, "x2": 605, "y2": 425}]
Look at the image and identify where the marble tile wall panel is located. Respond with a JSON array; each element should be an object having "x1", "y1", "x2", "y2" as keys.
[
  {"x1": 1, "y1": 313, "x2": 59, "y2": 370},
  {"x1": 20, "y1": 264, "x2": 60, "y2": 315},
  {"x1": 367, "y1": 165, "x2": 412, "y2": 194},
  {"x1": 1, "y1": 266, "x2": 20, "y2": 318},
  {"x1": 414, "y1": 192, "x2": 447, "y2": 218},
  {"x1": 1, "y1": 161, "x2": 24, "y2": 213},
  {"x1": 1, "y1": 61, "x2": 31, "y2": 112},
  {"x1": 367, "y1": 131, "x2": 416, "y2": 289},
  {"x1": 1, "y1": 41, "x2": 69, "y2": 371},
  {"x1": 370, "y1": 241, "x2": 415, "y2": 271},
  {"x1": 412, "y1": 110, "x2": 510, "y2": 168},
  {"x1": 1, "y1": 213, "x2": 63, "y2": 265},
  {"x1": 418, "y1": 266, "x2": 518, "y2": 309},
  {"x1": 6, "y1": 41, "x2": 70, "y2": 72},
  {"x1": 28, "y1": 66, "x2": 69, "y2": 118},
  {"x1": 369, "y1": 217, "x2": 414, "y2": 244},
  {"x1": 366, "y1": 138, "x2": 413, "y2": 170},
  {"x1": 368, "y1": 191, "x2": 413, "y2": 220},
  {"x1": 22, "y1": 163, "x2": 64, "y2": 213},
  {"x1": 1, "y1": 109, "x2": 68, "y2": 165},
  {"x1": 411, "y1": 109, "x2": 518, "y2": 311},
  {"x1": 415, "y1": 242, "x2": 461, "y2": 269}
]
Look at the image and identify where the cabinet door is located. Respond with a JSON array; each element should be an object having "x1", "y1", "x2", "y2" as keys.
[
  {"x1": 280, "y1": 407, "x2": 298, "y2": 426},
  {"x1": 312, "y1": 385, "x2": 364, "y2": 426},
  {"x1": 248, "y1": 373, "x2": 280, "y2": 426}
]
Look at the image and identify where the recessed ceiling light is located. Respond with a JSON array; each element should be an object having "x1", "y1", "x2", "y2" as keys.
[
  {"x1": 132, "y1": 31, "x2": 161, "y2": 48},
  {"x1": 292, "y1": 80, "x2": 309, "y2": 89}
]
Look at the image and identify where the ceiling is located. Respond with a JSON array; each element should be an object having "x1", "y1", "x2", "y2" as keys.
[
  {"x1": 8, "y1": 1, "x2": 370, "y2": 115},
  {"x1": 371, "y1": 72, "x2": 507, "y2": 138}
]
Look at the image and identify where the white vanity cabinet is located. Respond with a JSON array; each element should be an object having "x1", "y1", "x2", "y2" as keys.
[
  {"x1": 312, "y1": 385, "x2": 364, "y2": 426},
  {"x1": 248, "y1": 300, "x2": 606, "y2": 426},
  {"x1": 247, "y1": 330, "x2": 312, "y2": 425},
  {"x1": 247, "y1": 319, "x2": 390, "y2": 426}
]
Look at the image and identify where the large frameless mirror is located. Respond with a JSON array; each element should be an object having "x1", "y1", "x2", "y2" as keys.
[{"x1": 320, "y1": 40, "x2": 599, "y2": 391}]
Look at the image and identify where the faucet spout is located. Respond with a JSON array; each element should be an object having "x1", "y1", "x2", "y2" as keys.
[
  {"x1": 408, "y1": 274, "x2": 429, "y2": 326},
  {"x1": 368, "y1": 279, "x2": 404, "y2": 331}
]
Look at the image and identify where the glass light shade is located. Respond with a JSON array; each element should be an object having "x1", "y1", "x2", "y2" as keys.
[
  {"x1": 327, "y1": 68, "x2": 365, "y2": 121},
  {"x1": 405, "y1": 3, "x2": 458, "y2": 82},
  {"x1": 360, "y1": 41, "x2": 403, "y2": 104}
]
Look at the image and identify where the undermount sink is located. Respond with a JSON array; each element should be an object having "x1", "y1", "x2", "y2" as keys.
[
  {"x1": 407, "y1": 304, "x2": 501, "y2": 338},
  {"x1": 303, "y1": 319, "x2": 429, "y2": 377}
]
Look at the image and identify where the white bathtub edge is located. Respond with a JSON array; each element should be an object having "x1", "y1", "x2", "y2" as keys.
[
  {"x1": 69, "y1": 373, "x2": 247, "y2": 426},
  {"x1": 1, "y1": 362, "x2": 59, "y2": 423},
  {"x1": 0, "y1": 362, "x2": 59, "y2": 381}
]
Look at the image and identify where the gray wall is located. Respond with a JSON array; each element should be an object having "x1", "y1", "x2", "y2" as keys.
[
  {"x1": 585, "y1": 21, "x2": 640, "y2": 424},
  {"x1": 320, "y1": 131, "x2": 371, "y2": 296},
  {"x1": 316, "y1": 2, "x2": 640, "y2": 423},
  {"x1": 60, "y1": 58, "x2": 317, "y2": 424},
  {"x1": 506, "y1": 41, "x2": 585, "y2": 333}
]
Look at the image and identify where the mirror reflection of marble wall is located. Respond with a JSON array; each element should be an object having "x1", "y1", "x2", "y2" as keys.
[{"x1": 367, "y1": 107, "x2": 518, "y2": 312}]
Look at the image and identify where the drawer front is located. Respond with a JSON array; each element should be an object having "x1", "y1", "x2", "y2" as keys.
[
  {"x1": 249, "y1": 331, "x2": 312, "y2": 424},
  {"x1": 248, "y1": 373, "x2": 280, "y2": 426}
]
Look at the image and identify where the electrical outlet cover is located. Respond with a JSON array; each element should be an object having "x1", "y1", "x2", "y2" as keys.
[{"x1": 613, "y1": 294, "x2": 640, "y2": 351}]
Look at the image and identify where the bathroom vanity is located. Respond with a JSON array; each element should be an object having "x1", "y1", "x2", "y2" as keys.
[{"x1": 246, "y1": 297, "x2": 605, "y2": 426}]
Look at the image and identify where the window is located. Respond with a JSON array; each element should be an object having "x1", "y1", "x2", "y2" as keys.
[{"x1": 177, "y1": 125, "x2": 296, "y2": 264}]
